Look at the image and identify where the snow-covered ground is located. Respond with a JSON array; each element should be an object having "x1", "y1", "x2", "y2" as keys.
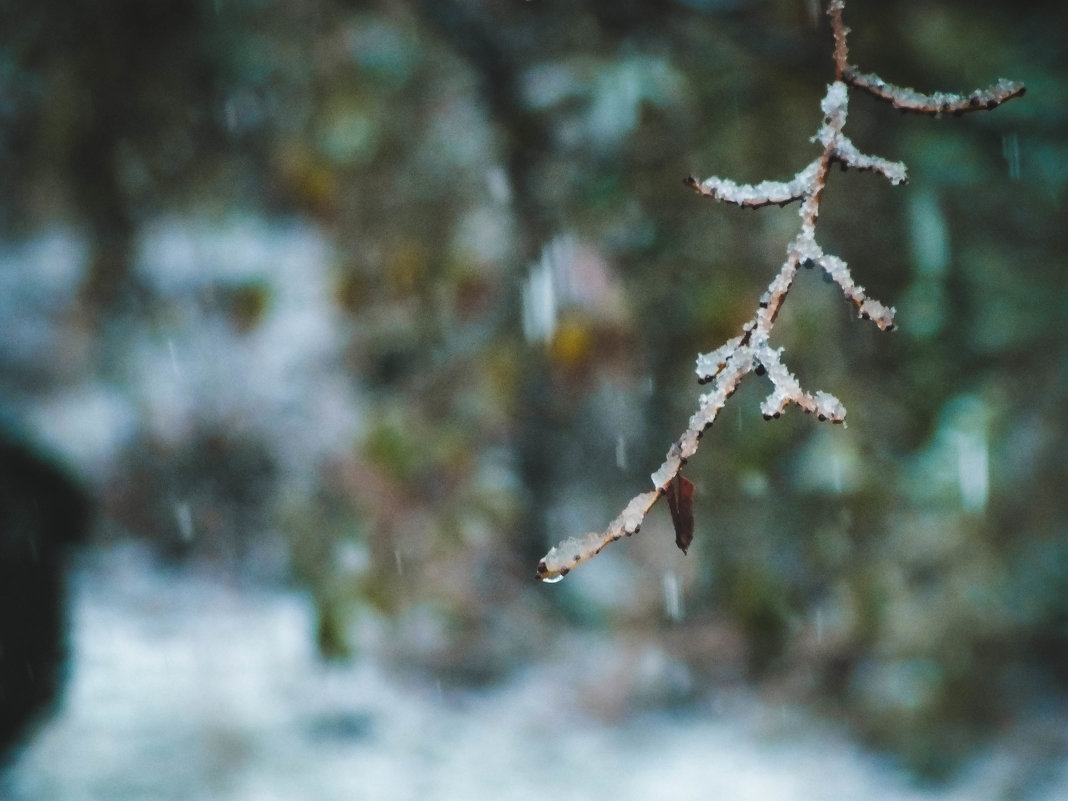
[{"x1": 4, "y1": 544, "x2": 1063, "y2": 801}]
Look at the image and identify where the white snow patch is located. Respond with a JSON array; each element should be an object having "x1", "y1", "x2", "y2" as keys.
[{"x1": 4, "y1": 545, "x2": 1057, "y2": 801}]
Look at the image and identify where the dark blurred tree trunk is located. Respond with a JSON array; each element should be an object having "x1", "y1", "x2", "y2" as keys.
[
  {"x1": 408, "y1": 0, "x2": 561, "y2": 566},
  {"x1": 4, "y1": 0, "x2": 223, "y2": 336},
  {"x1": 0, "y1": 436, "x2": 90, "y2": 761}
]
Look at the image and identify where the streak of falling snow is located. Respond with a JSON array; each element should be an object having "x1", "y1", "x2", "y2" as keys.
[
  {"x1": 521, "y1": 257, "x2": 556, "y2": 344},
  {"x1": 954, "y1": 429, "x2": 989, "y2": 513},
  {"x1": 225, "y1": 99, "x2": 238, "y2": 133},
  {"x1": 908, "y1": 190, "x2": 949, "y2": 277},
  {"x1": 663, "y1": 570, "x2": 684, "y2": 622},
  {"x1": 174, "y1": 501, "x2": 194, "y2": 543},
  {"x1": 168, "y1": 338, "x2": 180, "y2": 377},
  {"x1": 1002, "y1": 132, "x2": 1020, "y2": 180},
  {"x1": 615, "y1": 434, "x2": 628, "y2": 470},
  {"x1": 521, "y1": 236, "x2": 580, "y2": 345},
  {"x1": 485, "y1": 165, "x2": 511, "y2": 205},
  {"x1": 394, "y1": 549, "x2": 404, "y2": 575},
  {"x1": 829, "y1": 452, "x2": 843, "y2": 495}
]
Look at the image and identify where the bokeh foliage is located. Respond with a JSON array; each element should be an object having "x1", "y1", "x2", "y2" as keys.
[{"x1": 1, "y1": 0, "x2": 1065, "y2": 778}]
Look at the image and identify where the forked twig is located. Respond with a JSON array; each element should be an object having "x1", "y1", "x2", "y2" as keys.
[{"x1": 536, "y1": 0, "x2": 1024, "y2": 582}]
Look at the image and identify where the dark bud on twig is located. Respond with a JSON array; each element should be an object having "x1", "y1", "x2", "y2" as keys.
[{"x1": 665, "y1": 475, "x2": 696, "y2": 555}]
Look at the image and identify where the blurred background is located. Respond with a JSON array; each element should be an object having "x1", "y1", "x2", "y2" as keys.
[{"x1": 0, "y1": 0, "x2": 1065, "y2": 798}]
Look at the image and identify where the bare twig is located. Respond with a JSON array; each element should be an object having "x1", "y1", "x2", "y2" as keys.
[{"x1": 535, "y1": 0, "x2": 1024, "y2": 582}]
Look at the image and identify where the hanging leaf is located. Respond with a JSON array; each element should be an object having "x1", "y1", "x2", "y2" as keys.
[{"x1": 665, "y1": 474, "x2": 695, "y2": 554}]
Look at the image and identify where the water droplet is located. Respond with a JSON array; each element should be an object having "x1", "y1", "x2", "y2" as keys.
[{"x1": 540, "y1": 573, "x2": 565, "y2": 584}]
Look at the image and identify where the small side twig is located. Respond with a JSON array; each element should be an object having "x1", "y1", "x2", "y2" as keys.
[
  {"x1": 843, "y1": 68, "x2": 1025, "y2": 116},
  {"x1": 536, "y1": 0, "x2": 1024, "y2": 582}
]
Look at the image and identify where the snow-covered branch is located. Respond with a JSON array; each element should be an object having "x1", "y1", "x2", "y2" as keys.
[
  {"x1": 536, "y1": 0, "x2": 1024, "y2": 582},
  {"x1": 683, "y1": 167, "x2": 816, "y2": 209},
  {"x1": 843, "y1": 69, "x2": 1026, "y2": 116}
]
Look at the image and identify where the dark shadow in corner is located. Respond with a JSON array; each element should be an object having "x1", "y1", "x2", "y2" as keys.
[{"x1": 0, "y1": 433, "x2": 91, "y2": 763}]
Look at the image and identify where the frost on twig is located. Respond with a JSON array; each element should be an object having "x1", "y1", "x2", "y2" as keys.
[
  {"x1": 536, "y1": 0, "x2": 1024, "y2": 582},
  {"x1": 843, "y1": 68, "x2": 1026, "y2": 116},
  {"x1": 683, "y1": 164, "x2": 817, "y2": 209}
]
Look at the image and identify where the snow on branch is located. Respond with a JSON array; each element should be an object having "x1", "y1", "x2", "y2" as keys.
[
  {"x1": 843, "y1": 68, "x2": 1026, "y2": 116},
  {"x1": 536, "y1": 0, "x2": 1024, "y2": 582},
  {"x1": 683, "y1": 164, "x2": 817, "y2": 209}
]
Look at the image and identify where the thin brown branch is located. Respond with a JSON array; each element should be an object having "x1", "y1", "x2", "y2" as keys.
[{"x1": 827, "y1": 0, "x2": 849, "y2": 81}]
